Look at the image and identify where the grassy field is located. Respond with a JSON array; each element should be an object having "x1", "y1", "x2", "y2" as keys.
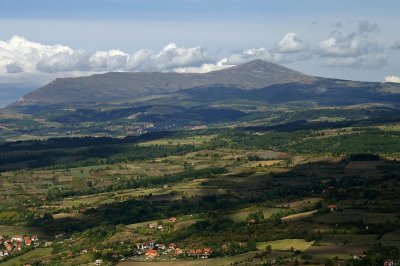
[
  {"x1": 276, "y1": 198, "x2": 323, "y2": 211},
  {"x1": 0, "y1": 248, "x2": 52, "y2": 266},
  {"x1": 256, "y1": 239, "x2": 314, "y2": 251},
  {"x1": 138, "y1": 135, "x2": 216, "y2": 146},
  {"x1": 281, "y1": 210, "x2": 318, "y2": 222},
  {"x1": 118, "y1": 251, "x2": 262, "y2": 266},
  {"x1": 318, "y1": 234, "x2": 379, "y2": 246},
  {"x1": 247, "y1": 160, "x2": 283, "y2": 168},
  {"x1": 308, "y1": 245, "x2": 367, "y2": 260},
  {"x1": 312, "y1": 210, "x2": 400, "y2": 224},
  {"x1": 0, "y1": 226, "x2": 48, "y2": 238},
  {"x1": 223, "y1": 207, "x2": 283, "y2": 222},
  {"x1": 1, "y1": 125, "x2": 400, "y2": 265}
]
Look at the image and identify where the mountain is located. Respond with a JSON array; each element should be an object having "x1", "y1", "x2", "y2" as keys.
[
  {"x1": 14, "y1": 60, "x2": 315, "y2": 105},
  {"x1": 2, "y1": 59, "x2": 400, "y2": 141}
]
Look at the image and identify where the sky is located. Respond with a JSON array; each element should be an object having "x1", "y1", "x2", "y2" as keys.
[{"x1": 0, "y1": 0, "x2": 399, "y2": 107}]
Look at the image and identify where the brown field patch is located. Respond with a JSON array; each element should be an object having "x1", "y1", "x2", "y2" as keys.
[
  {"x1": 276, "y1": 198, "x2": 323, "y2": 211},
  {"x1": 281, "y1": 210, "x2": 318, "y2": 222}
]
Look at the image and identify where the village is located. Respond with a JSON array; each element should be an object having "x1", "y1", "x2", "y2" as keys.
[
  {"x1": 131, "y1": 240, "x2": 212, "y2": 261},
  {"x1": 0, "y1": 234, "x2": 42, "y2": 259},
  {"x1": 125, "y1": 217, "x2": 213, "y2": 262}
]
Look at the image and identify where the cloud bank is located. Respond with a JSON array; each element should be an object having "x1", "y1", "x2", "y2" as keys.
[
  {"x1": 0, "y1": 36, "x2": 214, "y2": 75},
  {"x1": 0, "y1": 22, "x2": 392, "y2": 88},
  {"x1": 385, "y1": 75, "x2": 400, "y2": 83},
  {"x1": 0, "y1": 34, "x2": 308, "y2": 81}
]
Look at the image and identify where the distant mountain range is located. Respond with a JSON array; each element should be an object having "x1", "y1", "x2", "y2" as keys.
[
  {"x1": 13, "y1": 60, "x2": 315, "y2": 105},
  {"x1": 2, "y1": 60, "x2": 400, "y2": 140},
  {"x1": 10, "y1": 59, "x2": 400, "y2": 107}
]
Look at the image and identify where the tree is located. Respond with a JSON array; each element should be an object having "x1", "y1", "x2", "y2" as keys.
[
  {"x1": 324, "y1": 259, "x2": 334, "y2": 266},
  {"x1": 247, "y1": 210, "x2": 265, "y2": 223}
]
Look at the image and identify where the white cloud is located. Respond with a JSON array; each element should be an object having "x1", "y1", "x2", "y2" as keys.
[
  {"x1": 151, "y1": 42, "x2": 213, "y2": 70},
  {"x1": 175, "y1": 47, "x2": 295, "y2": 73},
  {"x1": 385, "y1": 75, "x2": 400, "y2": 83},
  {"x1": 276, "y1": 32, "x2": 307, "y2": 53},
  {"x1": 89, "y1": 49, "x2": 129, "y2": 71},
  {"x1": 175, "y1": 58, "x2": 232, "y2": 73},
  {"x1": 0, "y1": 36, "x2": 214, "y2": 77},
  {"x1": 318, "y1": 21, "x2": 386, "y2": 68},
  {"x1": 0, "y1": 35, "x2": 75, "y2": 74},
  {"x1": 318, "y1": 20, "x2": 381, "y2": 58},
  {"x1": 318, "y1": 32, "x2": 374, "y2": 57},
  {"x1": 224, "y1": 48, "x2": 271, "y2": 64}
]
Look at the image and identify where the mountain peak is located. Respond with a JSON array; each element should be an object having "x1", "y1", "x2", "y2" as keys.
[
  {"x1": 237, "y1": 59, "x2": 275, "y2": 67},
  {"x1": 227, "y1": 59, "x2": 305, "y2": 75}
]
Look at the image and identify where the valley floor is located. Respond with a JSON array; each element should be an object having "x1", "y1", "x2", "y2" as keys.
[{"x1": 0, "y1": 124, "x2": 400, "y2": 265}]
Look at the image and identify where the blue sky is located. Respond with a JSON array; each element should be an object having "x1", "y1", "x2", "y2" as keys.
[
  {"x1": 1, "y1": 0, "x2": 398, "y2": 19},
  {"x1": 0, "y1": 0, "x2": 399, "y2": 106}
]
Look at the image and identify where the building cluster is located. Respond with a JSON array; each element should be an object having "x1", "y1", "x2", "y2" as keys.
[
  {"x1": 190, "y1": 125, "x2": 207, "y2": 131},
  {"x1": 126, "y1": 123, "x2": 155, "y2": 135},
  {"x1": 147, "y1": 217, "x2": 177, "y2": 230},
  {"x1": 135, "y1": 240, "x2": 212, "y2": 259},
  {"x1": 0, "y1": 235, "x2": 39, "y2": 257}
]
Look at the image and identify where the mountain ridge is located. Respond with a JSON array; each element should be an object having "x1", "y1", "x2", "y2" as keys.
[{"x1": 13, "y1": 60, "x2": 315, "y2": 106}]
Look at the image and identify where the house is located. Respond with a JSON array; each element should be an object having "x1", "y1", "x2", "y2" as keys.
[
  {"x1": 25, "y1": 239, "x2": 32, "y2": 246},
  {"x1": 169, "y1": 243, "x2": 176, "y2": 250},
  {"x1": 169, "y1": 217, "x2": 177, "y2": 223},
  {"x1": 44, "y1": 242, "x2": 53, "y2": 247},
  {"x1": 384, "y1": 260, "x2": 394, "y2": 266},
  {"x1": 95, "y1": 259, "x2": 103, "y2": 265},
  {"x1": 248, "y1": 219, "x2": 256, "y2": 225},
  {"x1": 156, "y1": 244, "x2": 166, "y2": 250},
  {"x1": 196, "y1": 249, "x2": 203, "y2": 256},
  {"x1": 203, "y1": 247, "x2": 212, "y2": 255},
  {"x1": 174, "y1": 248, "x2": 183, "y2": 255},
  {"x1": 328, "y1": 204, "x2": 337, "y2": 212},
  {"x1": 54, "y1": 233, "x2": 65, "y2": 239},
  {"x1": 0, "y1": 251, "x2": 3, "y2": 257},
  {"x1": 149, "y1": 240, "x2": 156, "y2": 249},
  {"x1": 5, "y1": 243, "x2": 12, "y2": 250},
  {"x1": 187, "y1": 249, "x2": 196, "y2": 256},
  {"x1": 11, "y1": 235, "x2": 23, "y2": 242},
  {"x1": 148, "y1": 223, "x2": 157, "y2": 229},
  {"x1": 145, "y1": 249, "x2": 158, "y2": 258},
  {"x1": 31, "y1": 235, "x2": 39, "y2": 242},
  {"x1": 157, "y1": 224, "x2": 163, "y2": 229}
]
